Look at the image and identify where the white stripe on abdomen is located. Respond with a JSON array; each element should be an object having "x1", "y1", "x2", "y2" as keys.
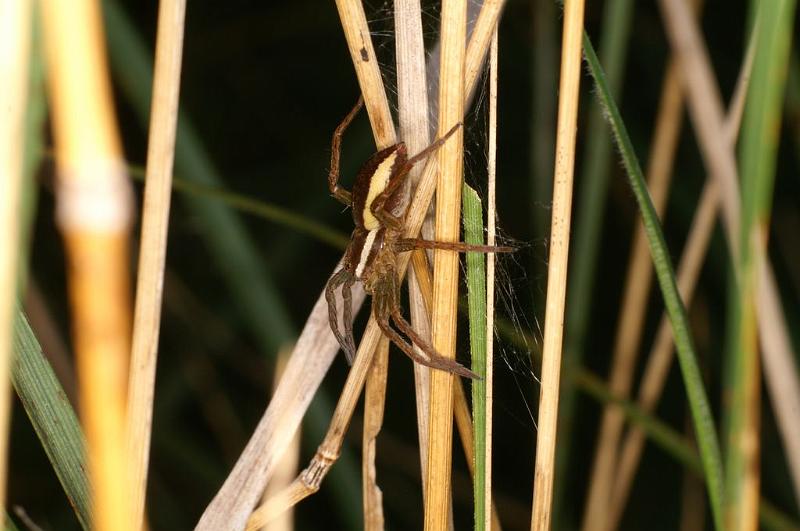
[{"x1": 355, "y1": 229, "x2": 379, "y2": 278}]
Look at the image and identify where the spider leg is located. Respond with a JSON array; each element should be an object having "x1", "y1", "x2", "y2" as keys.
[
  {"x1": 341, "y1": 274, "x2": 357, "y2": 364},
  {"x1": 328, "y1": 96, "x2": 364, "y2": 206},
  {"x1": 372, "y1": 274, "x2": 477, "y2": 379},
  {"x1": 404, "y1": 121, "x2": 462, "y2": 167},
  {"x1": 369, "y1": 122, "x2": 463, "y2": 230},
  {"x1": 393, "y1": 237, "x2": 515, "y2": 254},
  {"x1": 389, "y1": 306, "x2": 478, "y2": 379},
  {"x1": 325, "y1": 268, "x2": 357, "y2": 363}
]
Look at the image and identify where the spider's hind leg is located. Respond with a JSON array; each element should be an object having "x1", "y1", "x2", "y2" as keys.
[
  {"x1": 393, "y1": 238, "x2": 515, "y2": 254},
  {"x1": 372, "y1": 276, "x2": 477, "y2": 379},
  {"x1": 341, "y1": 274, "x2": 357, "y2": 362},
  {"x1": 325, "y1": 268, "x2": 357, "y2": 364},
  {"x1": 389, "y1": 308, "x2": 478, "y2": 379}
]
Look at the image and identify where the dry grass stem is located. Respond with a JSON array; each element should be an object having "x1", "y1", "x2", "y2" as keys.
[
  {"x1": 126, "y1": 0, "x2": 187, "y2": 526},
  {"x1": 395, "y1": 0, "x2": 434, "y2": 489},
  {"x1": 411, "y1": 251, "x2": 434, "y2": 489},
  {"x1": 206, "y1": 2, "x2": 506, "y2": 528},
  {"x1": 197, "y1": 0, "x2": 396, "y2": 524},
  {"x1": 465, "y1": 0, "x2": 504, "y2": 101},
  {"x1": 485, "y1": 27, "x2": 499, "y2": 531},
  {"x1": 607, "y1": 25, "x2": 757, "y2": 527},
  {"x1": 657, "y1": 0, "x2": 741, "y2": 237},
  {"x1": 334, "y1": 0, "x2": 396, "y2": 147},
  {"x1": 363, "y1": 339, "x2": 389, "y2": 530},
  {"x1": 412, "y1": 253, "x2": 503, "y2": 530},
  {"x1": 42, "y1": 0, "x2": 135, "y2": 529},
  {"x1": 0, "y1": 0, "x2": 32, "y2": 508},
  {"x1": 530, "y1": 0, "x2": 585, "y2": 528},
  {"x1": 756, "y1": 263, "x2": 800, "y2": 503},
  {"x1": 423, "y1": 0, "x2": 467, "y2": 528},
  {"x1": 259, "y1": 348, "x2": 300, "y2": 531},
  {"x1": 198, "y1": 273, "x2": 367, "y2": 530}
]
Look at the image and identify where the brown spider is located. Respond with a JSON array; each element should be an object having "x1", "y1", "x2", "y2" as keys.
[{"x1": 324, "y1": 97, "x2": 511, "y2": 378}]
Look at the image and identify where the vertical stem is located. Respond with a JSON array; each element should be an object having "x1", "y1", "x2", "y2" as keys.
[
  {"x1": 485, "y1": 28, "x2": 499, "y2": 531},
  {"x1": 424, "y1": 0, "x2": 467, "y2": 528},
  {"x1": 333, "y1": 0, "x2": 397, "y2": 147},
  {"x1": 41, "y1": 0, "x2": 135, "y2": 528},
  {"x1": 563, "y1": 0, "x2": 636, "y2": 524},
  {"x1": 530, "y1": 0, "x2": 585, "y2": 528},
  {"x1": 127, "y1": 1, "x2": 187, "y2": 527},
  {"x1": 0, "y1": 0, "x2": 32, "y2": 508},
  {"x1": 463, "y1": 186, "x2": 487, "y2": 530},
  {"x1": 362, "y1": 339, "x2": 388, "y2": 530},
  {"x1": 730, "y1": 0, "x2": 797, "y2": 528},
  {"x1": 395, "y1": 0, "x2": 434, "y2": 490},
  {"x1": 260, "y1": 347, "x2": 301, "y2": 531}
]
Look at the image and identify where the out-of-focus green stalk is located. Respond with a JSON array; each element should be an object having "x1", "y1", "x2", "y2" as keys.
[
  {"x1": 726, "y1": 0, "x2": 797, "y2": 527},
  {"x1": 102, "y1": 0, "x2": 292, "y2": 350},
  {"x1": 529, "y1": 0, "x2": 557, "y2": 250},
  {"x1": 12, "y1": 310, "x2": 90, "y2": 530},
  {"x1": 6, "y1": 513, "x2": 20, "y2": 531},
  {"x1": 787, "y1": 53, "x2": 800, "y2": 164},
  {"x1": 555, "y1": 0, "x2": 635, "y2": 524},
  {"x1": 101, "y1": 1, "x2": 362, "y2": 525},
  {"x1": 127, "y1": 164, "x2": 349, "y2": 250},
  {"x1": 583, "y1": 34, "x2": 725, "y2": 531},
  {"x1": 19, "y1": 10, "x2": 46, "y2": 288},
  {"x1": 462, "y1": 184, "x2": 487, "y2": 531}
]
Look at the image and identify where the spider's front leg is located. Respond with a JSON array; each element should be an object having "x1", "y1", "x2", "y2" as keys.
[
  {"x1": 328, "y1": 97, "x2": 364, "y2": 206},
  {"x1": 369, "y1": 122, "x2": 464, "y2": 231}
]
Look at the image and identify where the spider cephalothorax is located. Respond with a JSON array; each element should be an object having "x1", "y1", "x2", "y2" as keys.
[{"x1": 324, "y1": 97, "x2": 510, "y2": 378}]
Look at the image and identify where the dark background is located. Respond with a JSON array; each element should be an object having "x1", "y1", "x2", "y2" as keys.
[{"x1": 10, "y1": 0, "x2": 800, "y2": 529}]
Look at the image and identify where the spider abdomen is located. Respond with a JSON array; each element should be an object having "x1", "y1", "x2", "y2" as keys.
[{"x1": 351, "y1": 143, "x2": 407, "y2": 230}]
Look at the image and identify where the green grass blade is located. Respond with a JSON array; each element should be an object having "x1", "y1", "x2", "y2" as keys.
[
  {"x1": 582, "y1": 33, "x2": 725, "y2": 531},
  {"x1": 728, "y1": 0, "x2": 798, "y2": 522},
  {"x1": 19, "y1": 9, "x2": 46, "y2": 288},
  {"x1": 5, "y1": 512, "x2": 20, "y2": 531},
  {"x1": 12, "y1": 309, "x2": 90, "y2": 530},
  {"x1": 462, "y1": 184, "x2": 487, "y2": 531}
]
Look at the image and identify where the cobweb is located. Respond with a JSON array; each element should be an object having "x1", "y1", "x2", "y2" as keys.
[{"x1": 360, "y1": 0, "x2": 550, "y2": 431}]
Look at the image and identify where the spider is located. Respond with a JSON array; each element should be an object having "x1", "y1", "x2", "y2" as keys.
[{"x1": 324, "y1": 97, "x2": 511, "y2": 378}]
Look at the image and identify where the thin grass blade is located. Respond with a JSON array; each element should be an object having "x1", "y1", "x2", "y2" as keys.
[
  {"x1": 463, "y1": 184, "x2": 487, "y2": 531},
  {"x1": 727, "y1": 0, "x2": 799, "y2": 526},
  {"x1": 582, "y1": 33, "x2": 725, "y2": 531},
  {"x1": 12, "y1": 309, "x2": 90, "y2": 529}
]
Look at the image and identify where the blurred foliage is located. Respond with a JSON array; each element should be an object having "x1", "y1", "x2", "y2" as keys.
[{"x1": 9, "y1": 0, "x2": 800, "y2": 530}]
